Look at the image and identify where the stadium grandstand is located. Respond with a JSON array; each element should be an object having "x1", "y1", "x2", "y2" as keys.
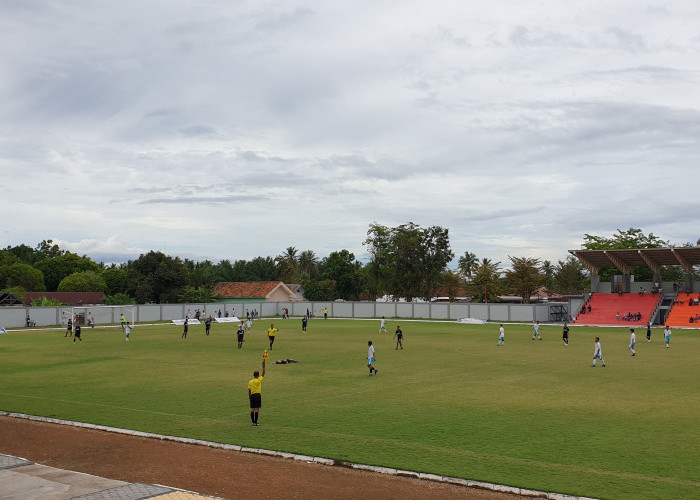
[{"x1": 569, "y1": 246, "x2": 700, "y2": 327}]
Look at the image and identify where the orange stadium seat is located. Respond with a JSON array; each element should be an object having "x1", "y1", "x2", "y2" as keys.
[
  {"x1": 574, "y1": 293, "x2": 661, "y2": 326},
  {"x1": 665, "y1": 293, "x2": 700, "y2": 328}
]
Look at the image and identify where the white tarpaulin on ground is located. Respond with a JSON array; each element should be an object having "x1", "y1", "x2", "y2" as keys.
[
  {"x1": 172, "y1": 319, "x2": 201, "y2": 325},
  {"x1": 456, "y1": 318, "x2": 487, "y2": 324},
  {"x1": 214, "y1": 317, "x2": 241, "y2": 323}
]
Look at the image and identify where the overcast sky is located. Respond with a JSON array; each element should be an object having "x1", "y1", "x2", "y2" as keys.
[{"x1": 2, "y1": 1, "x2": 699, "y2": 267}]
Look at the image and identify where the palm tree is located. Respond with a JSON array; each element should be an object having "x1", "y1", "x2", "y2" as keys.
[
  {"x1": 276, "y1": 246, "x2": 299, "y2": 264},
  {"x1": 298, "y1": 250, "x2": 319, "y2": 279},
  {"x1": 469, "y1": 258, "x2": 502, "y2": 302},
  {"x1": 246, "y1": 257, "x2": 278, "y2": 281},
  {"x1": 458, "y1": 251, "x2": 477, "y2": 280}
]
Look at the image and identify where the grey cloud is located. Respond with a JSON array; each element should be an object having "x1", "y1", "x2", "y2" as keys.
[
  {"x1": 509, "y1": 26, "x2": 578, "y2": 48},
  {"x1": 138, "y1": 193, "x2": 269, "y2": 205},
  {"x1": 179, "y1": 125, "x2": 218, "y2": 137},
  {"x1": 600, "y1": 27, "x2": 648, "y2": 52}
]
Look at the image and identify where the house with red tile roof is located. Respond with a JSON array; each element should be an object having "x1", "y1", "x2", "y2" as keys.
[{"x1": 212, "y1": 281, "x2": 302, "y2": 303}]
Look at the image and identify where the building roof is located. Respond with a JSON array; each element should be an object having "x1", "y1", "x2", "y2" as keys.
[
  {"x1": 212, "y1": 281, "x2": 297, "y2": 300},
  {"x1": 23, "y1": 292, "x2": 105, "y2": 306},
  {"x1": 569, "y1": 246, "x2": 700, "y2": 275}
]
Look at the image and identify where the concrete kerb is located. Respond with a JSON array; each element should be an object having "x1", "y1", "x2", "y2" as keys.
[{"x1": 2, "y1": 411, "x2": 598, "y2": 499}]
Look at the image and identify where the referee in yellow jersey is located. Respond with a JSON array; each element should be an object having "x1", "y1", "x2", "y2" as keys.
[
  {"x1": 248, "y1": 360, "x2": 266, "y2": 426},
  {"x1": 268, "y1": 323, "x2": 278, "y2": 350}
]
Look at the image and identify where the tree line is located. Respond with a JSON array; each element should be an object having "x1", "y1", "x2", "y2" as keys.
[{"x1": 1, "y1": 227, "x2": 696, "y2": 305}]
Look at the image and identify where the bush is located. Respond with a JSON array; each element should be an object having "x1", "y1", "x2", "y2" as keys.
[{"x1": 30, "y1": 296, "x2": 64, "y2": 306}]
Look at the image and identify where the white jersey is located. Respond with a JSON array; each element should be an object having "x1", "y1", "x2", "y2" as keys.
[
  {"x1": 246, "y1": 319, "x2": 252, "y2": 329},
  {"x1": 594, "y1": 341, "x2": 602, "y2": 356},
  {"x1": 499, "y1": 326, "x2": 504, "y2": 338},
  {"x1": 124, "y1": 324, "x2": 131, "y2": 335},
  {"x1": 664, "y1": 327, "x2": 671, "y2": 338},
  {"x1": 533, "y1": 323, "x2": 539, "y2": 333},
  {"x1": 380, "y1": 319, "x2": 385, "y2": 328},
  {"x1": 630, "y1": 332, "x2": 636, "y2": 344},
  {"x1": 368, "y1": 345, "x2": 375, "y2": 359}
]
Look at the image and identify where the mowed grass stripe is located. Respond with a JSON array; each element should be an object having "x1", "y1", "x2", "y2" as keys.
[{"x1": 1, "y1": 319, "x2": 699, "y2": 499}]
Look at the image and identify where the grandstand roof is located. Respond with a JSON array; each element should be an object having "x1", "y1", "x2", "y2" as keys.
[{"x1": 569, "y1": 246, "x2": 700, "y2": 274}]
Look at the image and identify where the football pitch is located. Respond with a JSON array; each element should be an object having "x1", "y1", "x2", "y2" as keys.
[{"x1": 1, "y1": 319, "x2": 699, "y2": 499}]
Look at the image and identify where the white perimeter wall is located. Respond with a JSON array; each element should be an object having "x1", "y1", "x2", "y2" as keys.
[{"x1": 2, "y1": 301, "x2": 566, "y2": 328}]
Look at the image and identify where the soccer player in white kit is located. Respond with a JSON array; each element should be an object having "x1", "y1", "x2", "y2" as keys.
[
  {"x1": 664, "y1": 325, "x2": 672, "y2": 348},
  {"x1": 367, "y1": 340, "x2": 378, "y2": 376},
  {"x1": 628, "y1": 328, "x2": 636, "y2": 356},
  {"x1": 532, "y1": 320, "x2": 542, "y2": 341},
  {"x1": 497, "y1": 324, "x2": 505, "y2": 346},
  {"x1": 592, "y1": 337, "x2": 605, "y2": 367},
  {"x1": 378, "y1": 316, "x2": 387, "y2": 334}
]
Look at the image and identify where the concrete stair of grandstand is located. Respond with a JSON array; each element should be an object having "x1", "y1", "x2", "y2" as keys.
[
  {"x1": 574, "y1": 293, "x2": 661, "y2": 326},
  {"x1": 665, "y1": 293, "x2": 700, "y2": 327}
]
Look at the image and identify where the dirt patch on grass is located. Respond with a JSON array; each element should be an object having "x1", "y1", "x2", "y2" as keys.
[{"x1": 0, "y1": 415, "x2": 525, "y2": 499}]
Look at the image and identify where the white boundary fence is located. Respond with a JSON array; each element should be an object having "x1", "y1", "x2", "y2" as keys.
[{"x1": 1, "y1": 301, "x2": 563, "y2": 328}]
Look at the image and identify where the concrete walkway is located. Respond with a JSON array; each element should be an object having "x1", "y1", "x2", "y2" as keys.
[{"x1": 0, "y1": 454, "x2": 216, "y2": 500}]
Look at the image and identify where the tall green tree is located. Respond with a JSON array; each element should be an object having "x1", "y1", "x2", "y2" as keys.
[
  {"x1": 4, "y1": 263, "x2": 46, "y2": 291},
  {"x1": 302, "y1": 279, "x2": 336, "y2": 301},
  {"x1": 101, "y1": 267, "x2": 128, "y2": 295},
  {"x1": 468, "y1": 258, "x2": 503, "y2": 302},
  {"x1": 441, "y1": 269, "x2": 463, "y2": 301},
  {"x1": 35, "y1": 253, "x2": 101, "y2": 291},
  {"x1": 365, "y1": 222, "x2": 453, "y2": 301},
  {"x1": 505, "y1": 256, "x2": 543, "y2": 303},
  {"x1": 58, "y1": 271, "x2": 107, "y2": 292},
  {"x1": 125, "y1": 251, "x2": 189, "y2": 303},
  {"x1": 323, "y1": 250, "x2": 362, "y2": 300},
  {"x1": 553, "y1": 256, "x2": 587, "y2": 294}
]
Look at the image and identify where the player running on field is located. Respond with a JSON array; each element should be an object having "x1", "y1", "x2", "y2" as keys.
[
  {"x1": 664, "y1": 325, "x2": 672, "y2": 348},
  {"x1": 378, "y1": 316, "x2": 387, "y2": 334},
  {"x1": 124, "y1": 323, "x2": 131, "y2": 341},
  {"x1": 73, "y1": 323, "x2": 82, "y2": 342},
  {"x1": 367, "y1": 340, "x2": 378, "y2": 376},
  {"x1": 646, "y1": 322, "x2": 652, "y2": 342},
  {"x1": 205, "y1": 317, "x2": 212, "y2": 336},
  {"x1": 246, "y1": 318, "x2": 252, "y2": 333},
  {"x1": 628, "y1": 328, "x2": 636, "y2": 356},
  {"x1": 268, "y1": 323, "x2": 278, "y2": 350},
  {"x1": 562, "y1": 323, "x2": 569, "y2": 345},
  {"x1": 497, "y1": 324, "x2": 505, "y2": 346},
  {"x1": 532, "y1": 320, "x2": 542, "y2": 341},
  {"x1": 393, "y1": 325, "x2": 403, "y2": 350},
  {"x1": 592, "y1": 337, "x2": 606, "y2": 367}
]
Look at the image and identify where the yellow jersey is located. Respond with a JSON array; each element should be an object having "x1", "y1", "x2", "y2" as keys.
[
  {"x1": 267, "y1": 327, "x2": 278, "y2": 337},
  {"x1": 248, "y1": 376, "x2": 263, "y2": 394}
]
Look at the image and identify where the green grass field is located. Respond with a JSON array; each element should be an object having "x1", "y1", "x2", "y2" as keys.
[{"x1": 1, "y1": 319, "x2": 699, "y2": 499}]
